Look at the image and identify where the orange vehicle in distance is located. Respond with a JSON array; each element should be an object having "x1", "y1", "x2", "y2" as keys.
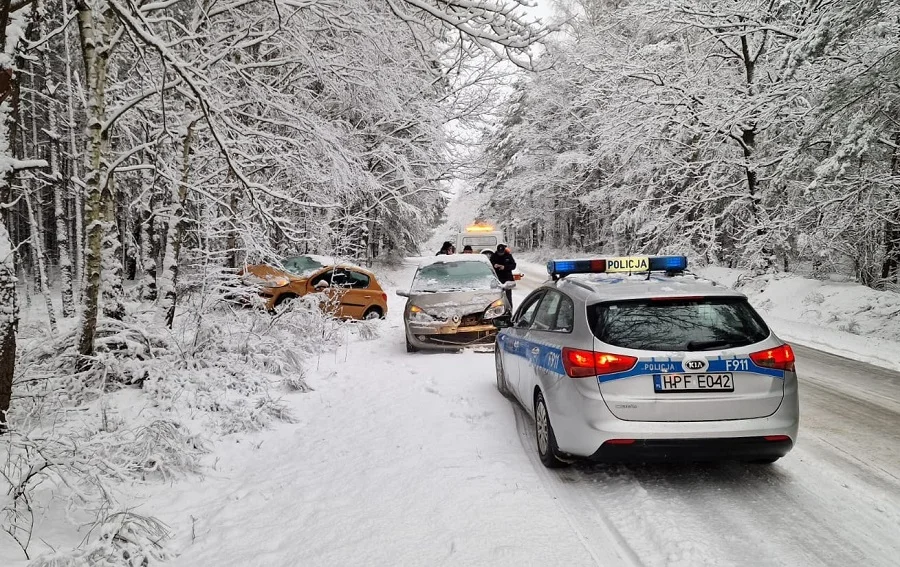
[{"x1": 242, "y1": 254, "x2": 388, "y2": 319}]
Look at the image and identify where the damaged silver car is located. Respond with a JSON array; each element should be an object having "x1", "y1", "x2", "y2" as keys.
[{"x1": 397, "y1": 255, "x2": 514, "y2": 352}]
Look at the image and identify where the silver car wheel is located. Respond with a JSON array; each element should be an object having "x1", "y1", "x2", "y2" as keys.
[{"x1": 536, "y1": 400, "x2": 550, "y2": 455}]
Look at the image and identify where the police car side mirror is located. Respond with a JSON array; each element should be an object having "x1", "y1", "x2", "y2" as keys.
[
  {"x1": 493, "y1": 316, "x2": 512, "y2": 329},
  {"x1": 396, "y1": 290, "x2": 410, "y2": 298}
]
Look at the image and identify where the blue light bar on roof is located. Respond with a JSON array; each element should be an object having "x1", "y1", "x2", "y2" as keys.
[
  {"x1": 547, "y1": 255, "x2": 687, "y2": 278},
  {"x1": 649, "y1": 255, "x2": 688, "y2": 272}
]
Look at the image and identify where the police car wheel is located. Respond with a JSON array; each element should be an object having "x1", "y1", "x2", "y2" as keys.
[
  {"x1": 535, "y1": 391, "x2": 567, "y2": 468},
  {"x1": 495, "y1": 349, "x2": 511, "y2": 398}
]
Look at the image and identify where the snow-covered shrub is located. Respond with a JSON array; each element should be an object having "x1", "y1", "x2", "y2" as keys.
[
  {"x1": 354, "y1": 319, "x2": 382, "y2": 341},
  {"x1": 28, "y1": 511, "x2": 171, "y2": 567},
  {"x1": 217, "y1": 394, "x2": 297, "y2": 435},
  {"x1": 86, "y1": 420, "x2": 206, "y2": 482},
  {"x1": 839, "y1": 319, "x2": 861, "y2": 334}
]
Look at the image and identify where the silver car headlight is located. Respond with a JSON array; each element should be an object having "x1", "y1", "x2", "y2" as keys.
[
  {"x1": 409, "y1": 305, "x2": 436, "y2": 322},
  {"x1": 483, "y1": 298, "x2": 507, "y2": 319}
]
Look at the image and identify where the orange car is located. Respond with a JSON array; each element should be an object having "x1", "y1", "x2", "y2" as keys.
[{"x1": 242, "y1": 255, "x2": 388, "y2": 319}]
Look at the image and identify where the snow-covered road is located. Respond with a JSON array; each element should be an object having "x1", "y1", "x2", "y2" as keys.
[{"x1": 153, "y1": 260, "x2": 900, "y2": 567}]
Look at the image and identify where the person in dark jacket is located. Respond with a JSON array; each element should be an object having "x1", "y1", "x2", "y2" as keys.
[
  {"x1": 436, "y1": 241, "x2": 455, "y2": 255},
  {"x1": 490, "y1": 244, "x2": 516, "y2": 307}
]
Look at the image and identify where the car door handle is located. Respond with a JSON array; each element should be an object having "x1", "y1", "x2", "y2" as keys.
[
  {"x1": 513, "y1": 341, "x2": 519, "y2": 348},
  {"x1": 364, "y1": 295, "x2": 371, "y2": 299}
]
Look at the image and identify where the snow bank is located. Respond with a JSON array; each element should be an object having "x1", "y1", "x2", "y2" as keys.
[
  {"x1": 697, "y1": 267, "x2": 900, "y2": 371},
  {"x1": 1, "y1": 287, "x2": 356, "y2": 565}
]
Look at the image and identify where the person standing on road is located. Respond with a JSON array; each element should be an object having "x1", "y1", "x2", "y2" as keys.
[{"x1": 490, "y1": 243, "x2": 516, "y2": 307}]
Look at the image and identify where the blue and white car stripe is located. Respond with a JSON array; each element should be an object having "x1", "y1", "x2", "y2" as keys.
[{"x1": 498, "y1": 331, "x2": 786, "y2": 382}]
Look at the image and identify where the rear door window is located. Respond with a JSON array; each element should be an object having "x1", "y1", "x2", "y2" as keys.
[
  {"x1": 589, "y1": 297, "x2": 770, "y2": 351},
  {"x1": 530, "y1": 291, "x2": 574, "y2": 332},
  {"x1": 343, "y1": 270, "x2": 370, "y2": 289},
  {"x1": 514, "y1": 291, "x2": 545, "y2": 329}
]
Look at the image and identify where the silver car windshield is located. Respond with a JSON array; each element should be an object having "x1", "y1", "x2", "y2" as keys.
[{"x1": 412, "y1": 261, "x2": 499, "y2": 293}]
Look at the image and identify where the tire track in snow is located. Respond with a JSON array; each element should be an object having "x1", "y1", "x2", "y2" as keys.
[
  {"x1": 514, "y1": 402, "x2": 744, "y2": 567},
  {"x1": 512, "y1": 406, "x2": 644, "y2": 567}
]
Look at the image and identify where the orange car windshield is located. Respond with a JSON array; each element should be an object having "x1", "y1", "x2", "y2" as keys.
[{"x1": 281, "y1": 255, "x2": 325, "y2": 277}]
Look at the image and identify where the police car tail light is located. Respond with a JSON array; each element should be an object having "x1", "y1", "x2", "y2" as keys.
[
  {"x1": 561, "y1": 348, "x2": 637, "y2": 378},
  {"x1": 749, "y1": 344, "x2": 795, "y2": 372},
  {"x1": 594, "y1": 352, "x2": 638, "y2": 375},
  {"x1": 562, "y1": 348, "x2": 597, "y2": 378}
]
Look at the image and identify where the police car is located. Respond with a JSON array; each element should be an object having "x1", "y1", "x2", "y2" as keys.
[{"x1": 494, "y1": 255, "x2": 799, "y2": 468}]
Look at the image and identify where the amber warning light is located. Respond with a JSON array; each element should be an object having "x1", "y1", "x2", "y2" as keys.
[{"x1": 465, "y1": 223, "x2": 495, "y2": 232}]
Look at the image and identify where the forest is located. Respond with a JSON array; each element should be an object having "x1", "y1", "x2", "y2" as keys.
[
  {"x1": 478, "y1": 0, "x2": 900, "y2": 291},
  {"x1": 0, "y1": 0, "x2": 541, "y2": 563},
  {"x1": 1, "y1": 0, "x2": 899, "y2": 563}
]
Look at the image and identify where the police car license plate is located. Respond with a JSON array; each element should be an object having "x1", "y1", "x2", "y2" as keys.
[{"x1": 654, "y1": 373, "x2": 734, "y2": 393}]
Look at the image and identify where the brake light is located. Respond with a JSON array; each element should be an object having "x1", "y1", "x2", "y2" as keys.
[
  {"x1": 749, "y1": 344, "x2": 795, "y2": 372},
  {"x1": 561, "y1": 348, "x2": 638, "y2": 378},
  {"x1": 764, "y1": 435, "x2": 791, "y2": 442},
  {"x1": 562, "y1": 348, "x2": 596, "y2": 378},
  {"x1": 595, "y1": 352, "x2": 638, "y2": 375},
  {"x1": 750, "y1": 345, "x2": 794, "y2": 372},
  {"x1": 381, "y1": 293, "x2": 387, "y2": 302}
]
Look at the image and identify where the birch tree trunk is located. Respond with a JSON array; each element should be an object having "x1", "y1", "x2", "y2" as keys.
[
  {"x1": 139, "y1": 155, "x2": 157, "y2": 299},
  {"x1": 101, "y1": 172, "x2": 125, "y2": 319},
  {"x1": 75, "y1": 0, "x2": 114, "y2": 366},
  {"x1": 24, "y1": 190, "x2": 57, "y2": 332},
  {"x1": 157, "y1": 119, "x2": 196, "y2": 328},
  {"x1": 36, "y1": 0, "x2": 76, "y2": 318},
  {"x1": 64, "y1": 0, "x2": 83, "y2": 298}
]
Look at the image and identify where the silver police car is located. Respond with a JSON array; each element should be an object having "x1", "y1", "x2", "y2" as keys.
[{"x1": 494, "y1": 256, "x2": 799, "y2": 467}]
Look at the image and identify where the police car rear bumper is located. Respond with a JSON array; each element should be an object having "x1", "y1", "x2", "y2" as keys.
[
  {"x1": 548, "y1": 384, "x2": 799, "y2": 460},
  {"x1": 587, "y1": 436, "x2": 793, "y2": 463}
]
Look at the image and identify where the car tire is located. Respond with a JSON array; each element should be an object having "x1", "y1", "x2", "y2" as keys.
[
  {"x1": 363, "y1": 307, "x2": 383, "y2": 320},
  {"x1": 495, "y1": 348, "x2": 511, "y2": 398},
  {"x1": 534, "y1": 391, "x2": 568, "y2": 469},
  {"x1": 406, "y1": 336, "x2": 419, "y2": 353}
]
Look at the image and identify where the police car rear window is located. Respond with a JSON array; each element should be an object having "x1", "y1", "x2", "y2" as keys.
[{"x1": 588, "y1": 297, "x2": 770, "y2": 352}]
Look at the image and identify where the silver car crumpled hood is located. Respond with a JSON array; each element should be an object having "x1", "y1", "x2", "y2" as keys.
[{"x1": 409, "y1": 290, "x2": 502, "y2": 319}]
